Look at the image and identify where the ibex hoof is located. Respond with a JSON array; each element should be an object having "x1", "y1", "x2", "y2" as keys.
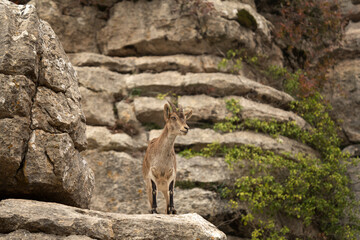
[
  {"x1": 167, "y1": 207, "x2": 177, "y2": 214},
  {"x1": 150, "y1": 209, "x2": 158, "y2": 214}
]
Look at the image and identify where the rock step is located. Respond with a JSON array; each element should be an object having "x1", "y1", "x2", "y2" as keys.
[
  {"x1": 75, "y1": 68, "x2": 294, "y2": 108},
  {"x1": 85, "y1": 125, "x2": 317, "y2": 158},
  {"x1": 127, "y1": 72, "x2": 294, "y2": 107},
  {"x1": 134, "y1": 95, "x2": 309, "y2": 129},
  {"x1": 150, "y1": 128, "x2": 319, "y2": 158},
  {"x1": 0, "y1": 199, "x2": 226, "y2": 240},
  {"x1": 70, "y1": 52, "x2": 225, "y2": 74},
  {"x1": 86, "y1": 126, "x2": 147, "y2": 151}
]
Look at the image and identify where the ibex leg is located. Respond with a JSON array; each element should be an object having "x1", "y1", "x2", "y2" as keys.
[
  {"x1": 150, "y1": 180, "x2": 158, "y2": 214},
  {"x1": 167, "y1": 180, "x2": 177, "y2": 214}
]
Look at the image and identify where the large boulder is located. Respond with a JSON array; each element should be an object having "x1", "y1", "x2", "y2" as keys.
[
  {"x1": 0, "y1": 199, "x2": 227, "y2": 240},
  {"x1": 97, "y1": 0, "x2": 281, "y2": 62},
  {"x1": 30, "y1": 0, "x2": 106, "y2": 53},
  {"x1": 0, "y1": 0, "x2": 94, "y2": 208}
]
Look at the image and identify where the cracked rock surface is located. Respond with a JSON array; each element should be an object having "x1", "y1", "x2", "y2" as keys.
[
  {"x1": 0, "y1": 199, "x2": 227, "y2": 240},
  {"x1": 0, "y1": 0, "x2": 94, "y2": 208}
]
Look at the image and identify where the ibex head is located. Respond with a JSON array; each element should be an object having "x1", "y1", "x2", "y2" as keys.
[{"x1": 164, "y1": 101, "x2": 192, "y2": 135}]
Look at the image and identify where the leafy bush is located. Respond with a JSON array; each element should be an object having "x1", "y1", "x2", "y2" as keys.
[{"x1": 183, "y1": 97, "x2": 359, "y2": 239}]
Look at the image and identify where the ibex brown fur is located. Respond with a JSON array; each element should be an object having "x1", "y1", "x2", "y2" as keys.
[{"x1": 142, "y1": 101, "x2": 192, "y2": 214}]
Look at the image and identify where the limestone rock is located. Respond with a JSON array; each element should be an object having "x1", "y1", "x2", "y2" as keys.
[
  {"x1": 326, "y1": 59, "x2": 360, "y2": 142},
  {"x1": 338, "y1": 0, "x2": 360, "y2": 21},
  {"x1": 0, "y1": 75, "x2": 35, "y2": 118},
  {"x1": 21, "y1": 130, "x2": 94, "y2": 208},
  {"x1": 126, "y1": 72, "x2": 294, "y2": 107},
  {"x1": 225, "y1": 96, "x2": 309, "y2": 129},
  {"x1": 79, "y1": 87, "x2": 115, "y2": 127},
  {"x1": 0, "y1": 0, "x2": 93, "y2": 208},
  {"x1": 0, "y1": 229, "x2": 94, "y2": 240},
  {"x1": 31, "y1": 87, "x2": 83, "y2": 134},
  {"x1": 86, "y1": 126, "x2": 147, "y2": 151},
  {"x1": 177, "y1": 155, "x2": 233, "y2": 183},
  {"x1": 75, "y1": 67, "x2": 126, "y2": 98},
  {"x1": 70, "y1": 52, "x2": 226, "y2": 74},
  {"x1": 0, "y1": 3, "x2": 40, "y2": 78},
  {"x1": 115, "y1": 100, "x2": 141, "y2": 135},
  {"x1": 0, "y1": 117, "x2": 31, "y2": 188},
  {"x1": 343, "y1": 144, "x2": 360, "y2": 157},
  {"x1": 97, "y1": 0, "x2": 279, "y2": 60},
  {"x1": 33, "y1": 0, "x2": 106, "y2": 53},
  {"x1": 133, "y1": 95, "x2": 306, "y2": 129},
  {"x1": 208, "y1": 0, "x2": 272, "y2": 40},
  {"x1": 0, "y1": 199, "x2": 227, "y2": 240},
  {"x1": 133, "y1": 97, "x2": 167, "y2": 126},
  {"x1": 149, "y1": 128, "x2": 319, "y2": 158},
  {"x1": 83, "y1": 150, "x2": 146, "y2": 214}
]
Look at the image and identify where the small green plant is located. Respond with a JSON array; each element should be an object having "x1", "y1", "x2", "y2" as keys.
[
  {"x1": 218, "y1": 49, "x2": 243, "y2": 73},
  {"x1": 214, "y1": 99, "x2": 242, "y2": 132},
  {"x1": 178, "y1": 142, "x2": 224, "y2": 159},
  {"x1": 129, "y1": 88, "x2": 141, "y2": 97},
  {"x1": 156, "y1": 92, "x2": 169, "y2": 100}
]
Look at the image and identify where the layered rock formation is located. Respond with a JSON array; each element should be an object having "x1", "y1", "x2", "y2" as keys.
[
  {"x1": 0, "y1": 0, "x2": 229, "y2": 239},
  {"x1": 25, "y1": 0, "x2": 320, "y2": 238},
  {"x1": 325, "y1": 0, "x2": 360, "y2": 144},
  {"x1": 1, "y1": 0, "x2": 359, "y2": 239},
  {"x1": 0, "y1": 0, "x2": 94, "y2": 208}
]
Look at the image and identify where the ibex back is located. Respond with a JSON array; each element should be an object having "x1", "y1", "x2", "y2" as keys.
[{"x1": 142, "y1": 101, "x2": 192, "y2": 214}]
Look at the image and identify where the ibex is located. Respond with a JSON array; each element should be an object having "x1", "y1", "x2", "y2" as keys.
[{"x1": 142, "y1": 101, "x2": 192, "y2": 214}]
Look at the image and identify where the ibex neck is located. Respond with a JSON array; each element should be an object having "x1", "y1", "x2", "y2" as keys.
[{"x1": 158, "y1": 125, "x2": 177, "y2": 150}]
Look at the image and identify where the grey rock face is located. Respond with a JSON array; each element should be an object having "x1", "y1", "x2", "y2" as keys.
[
  {"x1": 32, "y1": 0, "x2": 106, "y2": 53},
  {"x1": 126, "y1": 72, "x2": 294, "y2": 107},
  {"x1": 70, "y1": 52, "x2": 226, "y2": 74},
  {"x1": 326, "y1": 59, "x2": 360, "y2": 143},
  {"x1": 79, "y1": 87, "x2": 116, "y2": 127},
  {"x1": 97, "y1": 0, "x2": 280, "y2": 59},
  {"x1": 86, "y1": 126, "x2": 147, "y2": 151},
  {"x1": 133, "y1": 95, "x2": 308, "y2": 128},
  {"x1": 0, "y1": 199, "x2": 227, "y2": 240},
  {"x1": 0, "y1": 0, "x2": 93, "y2": 208},
  {"x1": 0, "y1": 229, "x2": 95, "y2": 240},
  {"x1": 150, "y1": 128, "x2": 318, "y2": 158}
]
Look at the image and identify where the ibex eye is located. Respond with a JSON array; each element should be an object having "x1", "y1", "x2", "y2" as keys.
[{"x1": 171, "y1": 116, "x2": 176, "y2": 120}]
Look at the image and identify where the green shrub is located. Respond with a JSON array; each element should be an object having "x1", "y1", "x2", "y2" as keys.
[{"x1": 200, "y1": 97, "x2": 359, "y2": 239}]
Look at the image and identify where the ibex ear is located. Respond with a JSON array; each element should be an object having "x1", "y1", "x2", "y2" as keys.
[
  {"x1": 184, "y1": 109, "x2": 192, "y2": 120},
  {"x1": 164, "y1": 104, "x2": 171, "y2": 121}
]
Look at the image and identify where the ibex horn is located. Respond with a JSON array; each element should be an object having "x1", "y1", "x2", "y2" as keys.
[
  {"x1": 167, "y1": 100, "x2": 177, "y2": 112},
  {"x1": 178, "y1": 104, "x2": 183, "y2": 113}
]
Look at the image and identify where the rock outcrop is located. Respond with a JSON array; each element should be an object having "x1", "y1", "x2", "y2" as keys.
[
  {"x1": 2, "y1": 0, "x2": 358, "y2": 239},
  {"x1": 0, "y1": 199, "x2": 226, "y2": 240},
  {"x1": 325, "y1": 0, "x2": 360, "y2": 144},
  {"x1": 27, "y1": 0, "x2": 326, "y2": 238},
  {"x1": 0, "y1": 0, "x2": 94, "y2": 208}
]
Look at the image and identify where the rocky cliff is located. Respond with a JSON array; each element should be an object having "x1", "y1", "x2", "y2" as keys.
[{"x1": 0, "y1": 0, "x2": 359, "y2": 239}]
